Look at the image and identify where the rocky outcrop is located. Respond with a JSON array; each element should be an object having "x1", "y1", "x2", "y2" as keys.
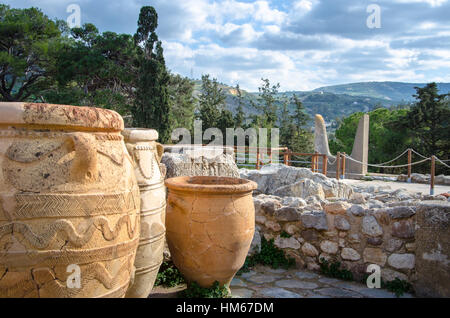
[{"x1": 240, "y1": 164, "x2": 353, "y2": 199}]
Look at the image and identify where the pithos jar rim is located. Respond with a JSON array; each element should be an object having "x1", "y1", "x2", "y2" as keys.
[
  {"x1": 0, "y1": 102, "x2": 124, "y2": 132},
  {"x1": 165, "y1": 176, "x2": 257, "y2": 194}
]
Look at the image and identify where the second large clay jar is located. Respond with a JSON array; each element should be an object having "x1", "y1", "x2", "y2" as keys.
[
  {"x1": 165, "y1": 176, "x2": 257, "y2": 288},
  {"x1": 122, "y1": 128, "x2": 166, "y2": 298},
  {"x1": 0, "y1": 102, "x2": 140, "y2": 298}
]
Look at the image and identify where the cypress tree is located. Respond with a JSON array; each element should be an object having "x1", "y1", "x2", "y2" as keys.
[{"x1": 132, "y1": 6, "x2": 172, "y2": 143}]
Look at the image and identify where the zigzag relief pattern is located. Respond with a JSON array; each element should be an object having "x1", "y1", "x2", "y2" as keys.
[
  {"x1": 9, "y1": 189, "x2": 139, "y2": 219},
  {"x1": 0, "y1": 256, "x2": 134, "y2": 297},
  {"x1": 0, "y1": 214, "x2": 139, "y2": 249}
]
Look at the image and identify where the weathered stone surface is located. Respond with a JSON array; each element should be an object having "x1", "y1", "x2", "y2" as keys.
[
  {"x1": 247, "y1": 274, "x2": 280, "y2": 284},
  {"x1": 386, "y1": 239, "x2": 403, "y2": 252},
  {"x1": 361, "y1": 215, "x2": 383, "y2": 237},
  {"x1": 300, "y1": 211, "x2": 328, "y2": 230},
  {"x1": 284, "y1": 224, "x2": 298, "y2": 235},
  {"x1": 414, "y1": 201, "x2": 450, "y2": 297},
  {"x1": 334, "y1": 216, "x2": 351, "y2": 230},
  {"x1": 260, "y1": 200, "x2": 282, "y2": 216},
  {"x1": 265, "y1": 220, "x2": 281, "y2": 232},
  {"x1": 348, "y1": 233, "x2": 361, "y2": 243},
  {"x1": 273, "y1": 179, "x2": 325, "y2": 200},
  {"x1": 275, "y1": 280, "x2": 319, "y2": 289},
  {"x1": 320, "y1": 240, "x2": 339, "y2": 255},
  {"x1": 259, "y1": 287, "x2": 302, "y2": 298},
  {"x1": 249, "y1": 229, "x2": 261, "y2": 255},
  {"x1": 295, "y1": 271, "x2": 319, "y2": 279},
  {"x1": 366, "y1": 237, "x2": 383, "y2": 246},
  {"x1": 281, "y1": 196, "x2": 307, "y2": 208},
  {"x1": 388, "y1": 253, "x2": 415, "y2": 269},
  {"x1": 350, "y1": 192, "x2": 366, "y2": 204},
  {"x1": 324, "y1": 201, "x2": 352, "y2": 215},
  {"x1": 255, "y1": 214, "x2": 267, "y2": 224},
  {"x1": 302, "y1": 242, "x2": 319, "y2": 257},
  {"x1": 348, "y1": 204, "x2": 366, "y2": 216},
  {"x1": 392, "y1": 220, "x2": 415, "y2": 239},
  {"x1": 341, "y1": 248, "x2": 361, "y2": 261},
  {"x1": 363, "y1": 248, "x2": 387, "y2": 266},
  {"x1": 405, "y1": 243, "x2": 416, "y2": 252},
  {"x1": 231, "y1": 288, "x2": 254, "y2": 298},
  {"x1": 301, "y1": 229, "x2": 319, "y2": 242},
  {"x1": 316, "y1": 287, "x2": 361, "y2": 298},
  {"x1": 275, "y1": 236, "x2": 301, "y2": 250},
  {"x1": 274, "y1": 206, "x2": 302, "y2": 221},
  {"x1": 381, "y1": 269, "x2": 408, "y2": 282},
  {"x1": 387, "y1": 206, "x2": 416, "y2": 219},
  {"x1": 162, "y1": 149, "x2": 239, "y2": 179},
  {"x1": 230, "y1": 278, "x2": 247, "y2": 287}
]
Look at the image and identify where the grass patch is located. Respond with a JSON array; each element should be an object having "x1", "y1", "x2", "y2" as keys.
[
  {"x1": 382, "y1": 278, "x2": 413, "y2": 297},
  {"x1": 180, "y1": 281, "x2": 230, "y2": 298},
  {"x1": 155, "y1": 261, "x2": 185, "y2": 288},
  {"x1": 319, "y1": 258, "x2": 353, "y2": 281},
  {"x1": 237, "y1": 236, "x2": 296, "y2": 275}
]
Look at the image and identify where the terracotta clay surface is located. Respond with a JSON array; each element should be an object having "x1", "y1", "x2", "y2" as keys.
[
  {"x1": 123, "y1": 128, "x2": 166, "y2": 298},
  {"x1": 0, "y1": 102, "x2": 140, "y2": 298},
  {"x1": 165, "y1": 176, "x2": 257, "y2": 288}
]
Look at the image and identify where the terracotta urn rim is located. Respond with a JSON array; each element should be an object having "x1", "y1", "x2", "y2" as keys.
[
  {"x1": 0, "y1": 102, "x2": 123, "y2": 131},
  {"x1": 122, "y1": 128, "x2": 159, "y2": 142},
  {"x1": 165, "y1": 176, "x2": 257, "y2": 194}
]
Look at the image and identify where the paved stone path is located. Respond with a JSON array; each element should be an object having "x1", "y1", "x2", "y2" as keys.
[{"x1": 150, "y1": 265, "x2": 414, "y2": 298}]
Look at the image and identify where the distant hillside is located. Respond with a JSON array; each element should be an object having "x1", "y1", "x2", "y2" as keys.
[
  {"x1": 312, "y1": 81, "x2": 450, "y2": 102},
  {"x1": 191, "y1": 80, "x2": 450, "y2": 127}
]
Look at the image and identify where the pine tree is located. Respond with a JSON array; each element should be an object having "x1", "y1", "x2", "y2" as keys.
[
  {"x1": 290, "y1": 94, "x2": 313, "y2": 152},
  {"x1": 234, "y1": 84, "x2": 246, "y2": 128},
  {"x1": 251, "y1": 78, "x2": 280, "y2": 129},
  {"x1": 132, "y1": 6, "x2": 172, "y2": 143},
  {"x1": 404, "y1": 82, "x2": 450, "y2": 157},
  {"x1": 198, "y1": 74, "x2": 226, "y2": 131},
  {"x1": 168, "y1": 73, "x2": 196, "y2": 132}
]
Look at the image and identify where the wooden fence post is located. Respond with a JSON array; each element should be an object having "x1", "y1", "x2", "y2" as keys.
[
  {"x1": 430, "y1": 155, "x2": 435, "y2": 195},
  {"x1": 283, "y1": 150, "x2": 288, "y2": 165},
  {"x1": 336, "y1": 152, "x2": 341, "y2": 180},
  {"x1": 287, "y1": 150, "x2": 291, "y2": 166},
  {"x1": 256, "y1": 149, "x2": 260, "y2": 170},
  {"x1": 323, "y1": 155, "x2": 328, "y2": 176},
  {"x1": 341, "y1": 152, "x2": 346, "y2": 179},
  {"x1": 407, "y1": 149, "x2": 412, "y2": 183}
]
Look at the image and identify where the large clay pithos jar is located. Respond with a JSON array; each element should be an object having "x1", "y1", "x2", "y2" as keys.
[
  {"x1": 0, "y1": 102, "x2": 140, "y2": 298},
  {"x1": 165, "y1": 176, "x2": 257, "y2": 288},
  {"x1": 122, "y1": 128, "x2": 166, "y2": 298}
]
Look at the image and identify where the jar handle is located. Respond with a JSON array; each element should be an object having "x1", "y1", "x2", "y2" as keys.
[
  {"x1": 155, "y1": 142, "x2": 164, "y2": 163},
  {"x1": 66, "y1": 133, "x2": 98, "y2": 183}
]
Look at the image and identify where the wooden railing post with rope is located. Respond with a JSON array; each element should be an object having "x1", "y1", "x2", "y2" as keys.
[
  {"x1": 407, "y1": 148, "x2": 412, "y2": 183},
  {"x1": 431, "y1": 155, "x2": 435, "y2": 195},
  {"x1": 336, "y1": 152, "x2": 341, "y2": 180}
]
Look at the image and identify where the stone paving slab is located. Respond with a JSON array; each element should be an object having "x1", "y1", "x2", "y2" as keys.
[{"x1": 149, "y1": 265, "x2": 415, "y2": 298}]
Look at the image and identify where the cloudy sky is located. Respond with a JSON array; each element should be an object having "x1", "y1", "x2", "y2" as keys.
[{"x1": 5, "y1": 0, "x2": 450, "y2": 91}]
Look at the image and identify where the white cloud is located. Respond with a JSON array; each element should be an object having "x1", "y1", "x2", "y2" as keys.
[{"x1": 394, "y1": 0, "x2": 448, "y2": 7}]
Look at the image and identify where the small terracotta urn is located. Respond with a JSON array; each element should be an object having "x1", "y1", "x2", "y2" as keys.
[
  {"x1": 165, "y1": 176, "x2": 257, "y2": 288},
  {"x1": 122, "y1": 128, "x2": 166, "y2": 298}
]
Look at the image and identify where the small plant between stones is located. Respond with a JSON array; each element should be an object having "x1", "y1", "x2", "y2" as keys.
[
  {"x1": 180, "y1": 281, "x2": 230, "y2": 298},
  {"x1": 237, "y1": 236, "x2": 296, "y2": 275},
  {"x1": 319, "y1": 258, "x2": 353, "y2": 281},
  {"x1": 155, "y1": 261, "x2": 186, "y2": 287},
  {"x1": 382, "y1": 278, "x2": 413, "y2": 297},
  {"x1": 280, "y1": 231, "x2": 292, "y2": 238}
]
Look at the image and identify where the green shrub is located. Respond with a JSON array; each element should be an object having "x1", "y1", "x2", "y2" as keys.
[
  {"x1": 155, "y1": 261, "x2": 185, "y2": 287},
  {"x1": 280, "y1": 231, "x2": 292, "y2": 238},
  {"x1": 181, "y1": 281, "x2": 230, "y2": 298},
  {"x1": 382, "y1": 278, "x2": 413, "y2": 297},
  {"x1": 319, "y1": 258, "x2": 353, "y2": 281},
  {"x1": 237, "y1": 236, "x2": 296, "y2": 275}
]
